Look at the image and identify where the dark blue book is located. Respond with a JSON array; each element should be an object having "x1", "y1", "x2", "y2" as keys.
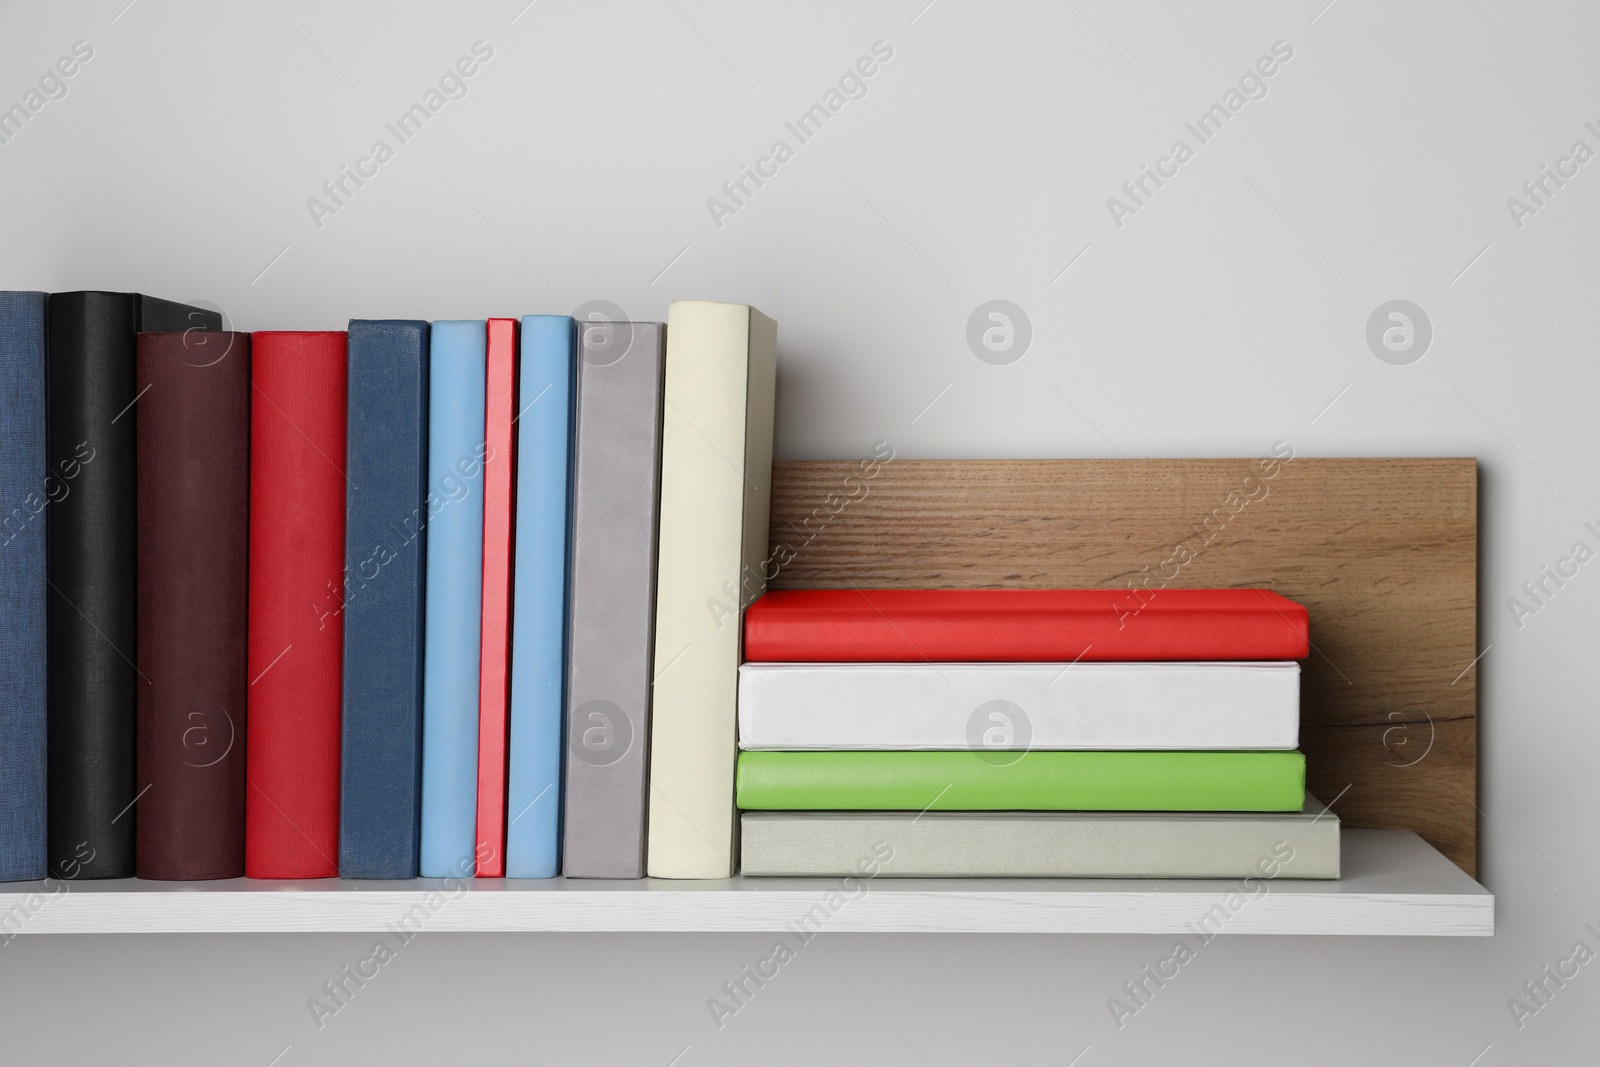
[
  {"x1": 339, "y1": 320, "x2": 430, "y2": 879},
  {"x1": 0, "y1": 292, "x2": 48, "y2": 882}
]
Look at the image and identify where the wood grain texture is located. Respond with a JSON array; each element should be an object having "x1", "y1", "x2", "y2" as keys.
[{"x1": 767, "y1": 458, "x2": 1479, "y2": 876}]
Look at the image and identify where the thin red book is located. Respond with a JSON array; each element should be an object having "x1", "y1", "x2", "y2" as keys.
[
  {"x1": 743, "y1": 588, "x2": 1309, "y2": 662},
  {"x1": 475, "y1": 318, "x2": 518, "y2": 876},
  {"x1": 246, "y1": 331, "x2": 348, "y2": 878}
]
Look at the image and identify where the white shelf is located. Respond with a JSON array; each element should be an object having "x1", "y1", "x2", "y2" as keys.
[{"x1": 0, "y1": 829, "x2": 1490, "y2": 936}]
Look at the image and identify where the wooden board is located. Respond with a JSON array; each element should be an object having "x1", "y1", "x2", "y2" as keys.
[
  {"x1": 768, "y1": 458, "x2": 1479, "y2": 876},
  {"x1": 0, "y1": 832, "x2": 1490, "y2": 935}
]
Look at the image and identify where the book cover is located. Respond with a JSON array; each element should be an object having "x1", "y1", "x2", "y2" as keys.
[
  {"x1": 504, "y1": 316, "x2": 575, "y2": 879},
  {"x1": 475, "y1": 318, "x2": 518, "y2": 877},
  {"x1": 735, "y1": 750, "x2": 1307, "y2": 812},
  {"x1": 743, "y1": 588, "x2": 1310, "y2": 662},
  {"x1": 647, "y1": 302, "x2": 777, "y2": 878},
  {"x1": 0, "y1": 292, "x2": 48, "y2": 882},
  {"x1": 740, "y1": 804, "x2": 1339, "y2": 878},
  {"x1": 47, "y1": 293, "x2": 220, "y2": 880},
  {"x1": 737, "y1": 661, "x2": 1300, "y2": 751},
  {"x1": 340, "y1": 320, "x2": 430, "y2": 879},
  {"x1": 562, "y1": 321, "x2": 665, "y2": 878},
  {"x1": 420, "y1": 320, "x2": 487, "y2": 879},
  {"x1": 135, "y1": 330, "x2": 251, "y2": 880},
  {"x1": 246, "y1": 331, "x2": 348, "y2": 878}
]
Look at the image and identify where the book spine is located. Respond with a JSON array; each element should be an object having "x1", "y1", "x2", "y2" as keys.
[
  {"x1": 475, "y1": 318, "x2": 518, "y2": 877},
  {"x1": 734, "y1": 750, "x2": 1307, "y2": 812},
  {"x1": 736, "y1": 662, "x2": 1301, "y2": 751},
  {"x1": 135, "y1": 331, "x2": 252, "y2": 880},
  {"x1": 0, "y1": 292, "x2": 49, "y2": 881},
  {"x1": 340, "y1": 320, "x2": 430, "y2": 879},
  {"x1": 504, "y1": 316, "x2": 575, "y2": 878},
  {"x1": 420, "y1": 321, "x2": 487, "y2": 879},
  {"x1": 245, "y1": 332, "x2": 348, "y2": 878},
  {"x1": 562, "y1": 322, "x2": 665, "y2": 878},
  {"x1": 743, "y1": 591, "x2": 1310, "y2": 662},
  {"x1": 646, "y1": 302, "x2": 778, "y2": 878},
  {"x1": 738, "y1": 811, "x2": 1340, "y2": 878},
  {"x1": 45, "y1": 291, "x2": 140, "y2": 879}
]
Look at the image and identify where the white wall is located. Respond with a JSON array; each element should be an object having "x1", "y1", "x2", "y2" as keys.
[{"x1": 2, "y1": 1, "x2": 1594, "y2": 1062}]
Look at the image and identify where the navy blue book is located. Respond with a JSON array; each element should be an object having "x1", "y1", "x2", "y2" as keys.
[
  {"x1": 0, "y1": 292, "x2": 48, "y2": 882},
  {"x1": 339, "y1": 320, "x2": 430, "y2": 879}
]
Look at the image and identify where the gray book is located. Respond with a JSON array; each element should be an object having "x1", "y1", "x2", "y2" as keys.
[
  {"x1": 740, "y1": 802, "x2": 1340, "y2": 878},
  {"x1": 561, "y1": 322, "x2": 665, "y2": 877}
]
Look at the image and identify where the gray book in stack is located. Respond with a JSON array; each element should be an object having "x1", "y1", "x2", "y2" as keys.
[
  {"x1": 740, "y1": 802, "x2": 1341, "y2": 878},
  {"x1": 561, "y1": 320, "x2": 665, "y2": 878}
]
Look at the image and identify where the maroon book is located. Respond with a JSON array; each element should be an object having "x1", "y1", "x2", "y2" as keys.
[{"x1": 135, "y1": 330, "x2": 251, "y2": 880}]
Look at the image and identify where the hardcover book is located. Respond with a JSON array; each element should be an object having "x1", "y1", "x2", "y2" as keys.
[
  {"x1": 504, "y1": 316, "x2": 575, "y2": 878},
  {"x1": 737, "y1": 661, "x2": 1301, "y2": 751},
  {"x1": 420, "y1": 321, "x2": 487, "y2": 879},
  {"x1": 562, "y1": 321, "x2": 665, "y2": 878},
  {"x1": 647, "y1": 302, "x2": 777, "y2": 879},
  {"x1": 135, "y1": 330, "x2": 251, "y2": 880},
  {"x1": 740, "y1": 804, "x2": 1340, "y2": 878},
  {"x1": 340, "y1": 320, "x2": 430, "y2": 879},
  {"x1": 735, "y1": 750, "x2": 1307, "y2": 812},
  {"x1": 476, "y1": 318, "x2": 518, "y2": 877},
  {"x1": 742, "y1": 588, "x2": 1310, "y2": 663},
  {"x1": 47, "y1": 293, "x2": 220, "y2": 879},
  {"x1": 246, "y1": 331, "x2": 348, "y2": 878},
  {"x1": 0, "y1": 292, "x2": 48, "y2": 882}
]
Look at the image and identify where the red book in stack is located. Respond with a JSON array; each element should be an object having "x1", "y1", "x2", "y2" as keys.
[
  {"x1": 743, "y1": 588, "x2": 1309, "y2": 662},
  {"x1": 245, "y1": 331, "x2": 348, "y2": 878}
]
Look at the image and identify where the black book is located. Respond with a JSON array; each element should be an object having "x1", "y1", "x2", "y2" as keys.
[{"x1": 45, "y1": 292, "x2": 220, "y2": 879}]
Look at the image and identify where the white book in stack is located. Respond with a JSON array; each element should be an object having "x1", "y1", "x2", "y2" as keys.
[{"x1": 737, "y1": 661, "x2": 1301, "y2": 751}]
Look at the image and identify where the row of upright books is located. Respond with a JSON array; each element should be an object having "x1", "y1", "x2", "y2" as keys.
[{"x1": 0, "y1": 291, "x2": 774, "y2": 881}]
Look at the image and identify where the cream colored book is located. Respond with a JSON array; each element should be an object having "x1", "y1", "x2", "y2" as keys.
[
  {"x1": 739, "y1": 803, "x2": 1340, "y2": 878},
  {"x1": 646, "y1": 302, "x2": 777, "y2": 878}
]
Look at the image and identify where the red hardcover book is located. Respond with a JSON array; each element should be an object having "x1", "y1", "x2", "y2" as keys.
[
  {"x1": 743, "y1": 588, "x2": 1309, "y2": 662},
  {"x1": 245, "y1": 332, "x2": 348, "y2": 878},
  {"x1": 475, "y1": 318, "x2": 518, "y2": 876}
]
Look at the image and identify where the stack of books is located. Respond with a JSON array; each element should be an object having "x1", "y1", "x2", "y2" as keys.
[{"x1": 736, "y1": 589, "x2": 1341, "y2": 878}]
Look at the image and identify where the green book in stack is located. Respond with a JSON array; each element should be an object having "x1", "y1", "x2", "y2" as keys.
[{"x1": 734, "y1": 750, "x2": 1306, "y2": 812}]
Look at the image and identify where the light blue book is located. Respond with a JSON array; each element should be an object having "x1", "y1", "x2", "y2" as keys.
[
  {"x1": 419, "y1": 320, "x2": 487, "y2": 878},
  {"x1": 505, "y1": 316, "x2": 576, "y2": 877}
]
